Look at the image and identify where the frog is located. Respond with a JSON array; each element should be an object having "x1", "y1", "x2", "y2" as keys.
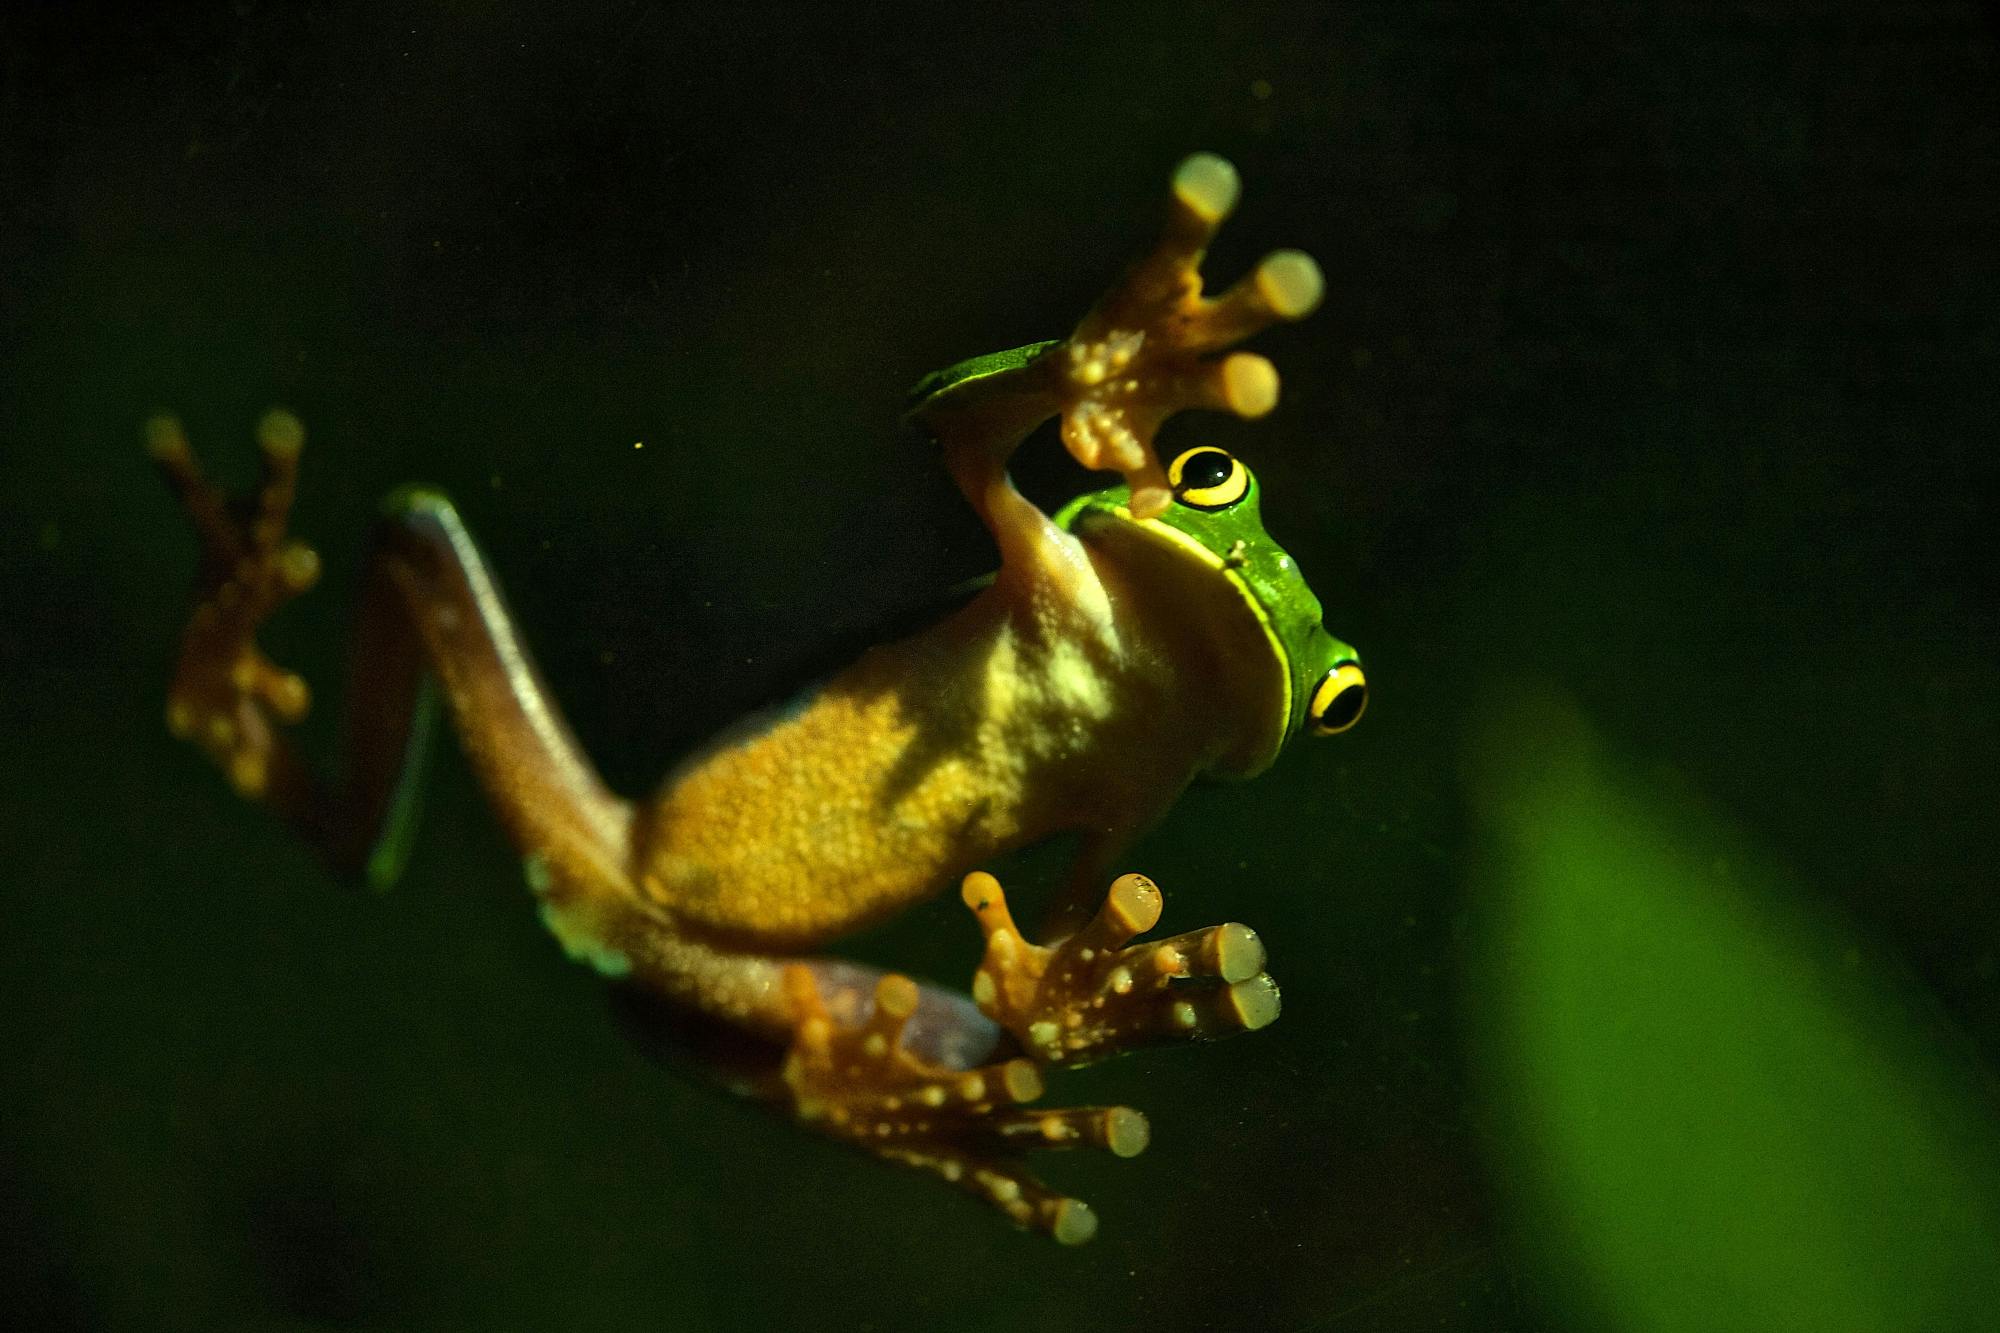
[{"x1": 147, "y1": 153, "x2": 1367, "y2": 1245}]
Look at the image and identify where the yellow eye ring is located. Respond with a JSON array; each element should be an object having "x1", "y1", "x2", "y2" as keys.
[
  {"x1": 1167, "y1": 447, "x2": 1250, "y2": 510},
  {"x1": 1308, "y1": 662, "x2": 1367, "y2": 736}
]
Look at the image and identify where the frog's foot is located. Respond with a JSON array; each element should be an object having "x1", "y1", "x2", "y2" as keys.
[
  {"x1": 781, "y1": 969, "x2": 1148, "y2": 1244},
  {"x1": 962, "y1": 870, "x2": 1280, "y2": 1067},
  {"x1": 1059, "y1": 152, "x2": 1324, "y2": 517},
  {"x1": 146, "y1": 411, "x2": 321, "y2": 798}
]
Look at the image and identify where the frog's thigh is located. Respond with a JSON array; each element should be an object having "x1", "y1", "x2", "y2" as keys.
[
  {"x1": 369, "y1": 488, "x2": 632, "y2": 895},
  {"x1": 526, "y1": 852, "x2": 777, "y2": 1034},
  {"x1": 549, "y1": 861, "x2": 1007, "y2": 1064}
]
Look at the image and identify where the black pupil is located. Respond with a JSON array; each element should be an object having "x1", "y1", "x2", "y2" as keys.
[
  {"x1": 1321, "y1": 684, "x2": 1366, "y2": 730},
  {"x1": 1178, "y1": 450, "x2": 1233, "y2": 492}
]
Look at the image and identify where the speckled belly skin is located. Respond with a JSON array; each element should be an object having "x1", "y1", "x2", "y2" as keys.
[{"x1": 634, "y1": 587, "x2": 1135, "y2": 947}]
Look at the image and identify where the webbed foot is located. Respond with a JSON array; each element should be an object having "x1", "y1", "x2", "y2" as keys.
[
  {"x1": 781, "y1": 970, "x2": 1148, "y2": 1244},
  {"x1": 962, "y1": 870, "x2": 1280, "y2": 1066},
  {"x1": 1058, "y1": 152, "x2": 1323, "y2": 517},
  {"x1": 146, "y1": 410, "x2": 320, "y2": 798}
]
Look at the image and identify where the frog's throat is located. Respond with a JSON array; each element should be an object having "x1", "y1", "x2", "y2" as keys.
[{"x1": 1105, "y1": 503, "x2": 1290, "y2": 778}]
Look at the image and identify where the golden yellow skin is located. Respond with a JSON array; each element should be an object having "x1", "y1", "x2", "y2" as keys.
[
  {"x1": 632, "y1": 543, "x2": 1224, "y2": 948},
  {"x1": 151, "y1": 153, "x2": 1326, "y2": 1242}
]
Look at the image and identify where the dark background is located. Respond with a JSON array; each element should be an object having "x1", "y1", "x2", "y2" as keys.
[{"x1": 3, "y1": 3, "x2": 1997, "y2": 1329}]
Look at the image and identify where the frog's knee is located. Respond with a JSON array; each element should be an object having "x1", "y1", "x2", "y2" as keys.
[{"x1": 378, "y1": 484, "x2": 457, "y2": 521}]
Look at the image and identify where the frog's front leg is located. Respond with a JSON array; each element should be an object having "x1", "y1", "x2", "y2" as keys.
[
  {"x1": 962, "y1": 870, "x2": 1280, "y2": 1066},
  {"x1": 1057, "y1": 152, "x2": 1324, "y2": 517},
  {"x1": 910, "y1": 152, "x2": 1323, "y2": 536}
]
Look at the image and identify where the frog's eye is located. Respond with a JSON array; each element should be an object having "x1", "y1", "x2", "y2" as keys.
[
  {"x1": 1307, "y1": 661, "x2": 1367, "y2": 736},
  {"x1": 1167, "y1": 447, "x2": 1250, "y2": 510}
]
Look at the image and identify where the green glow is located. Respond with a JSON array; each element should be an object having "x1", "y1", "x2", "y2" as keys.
[
  {"x1": 537, "y1": 901, "x2": 633, "y2": 980},
  {"x1": 364, "y1": 676, "x2": 437, "y2": 892},
  {"x1": 902, "y1": 339, "x2": 1059, "y2": 410},
  {"x1": 1471, "y1": 694, "x2": 2000, "y2": 1331},
  {"x1": 525, "y1": 853, "x2": 632, "y2": 979}
]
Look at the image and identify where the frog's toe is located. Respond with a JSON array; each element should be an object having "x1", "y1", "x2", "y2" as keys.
[
  {"x1": 248, "y1": 409, "x2": 307, "y2": 551},
  {"x1": 1083, "y1": 153, "x2": 1319, "y2": 349},
  {"x1": 146, "y1": 409, "x2": 320, "y2": 605},
  {"x1": 1093, "y1": 154, "x2": 1239, "y2": 325},
  {"x1": 1181, "y1": 250, "x2": 1325, "y2": 355},
  {"x1": 1213, "y1": 351, "x2": 1280, "y2": 419},
  {"x1": 962, "y1": 870, "x2": 1282, "y2": 1065},
  {"x1": 1258, "y1": 248, "x2": 1326, "y2": 318},
  {"x1": 880, "y1": 1147, "x2": 1107, "y2": 1245},
  {"x1": 145, "y1": 414, "x2": 235, "y2": 556},
  {"x1": 1172, "y1": 151, "x2": 1241, "y2": 227},
  {"x1": 232, "y1": 650, "x2": 313, "y2": 722},
  {"x1": 879, "y1": 1099, "x2": 1148, "y2": 1244},
  {"x1": 979, "y1": 1101, "x2": 1151, "y2": 1157},
  {"x1": 780, "y1": 970, "x2": 1146, "y2": 1243},
  {"x1": 1122, "y1": 967, "x2": 1283, "y2": 1043},
  {"x1": 1145, "y1": 918, "x2": 1270, "y2": 987},
  {"x1": 1122, "y1": 151, "x2": 1238, "y2": 304}
]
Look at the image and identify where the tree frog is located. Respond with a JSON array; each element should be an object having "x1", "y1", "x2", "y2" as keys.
[{"x1": 148, "y1": 154, "x2": 1367, "y2": 1244}]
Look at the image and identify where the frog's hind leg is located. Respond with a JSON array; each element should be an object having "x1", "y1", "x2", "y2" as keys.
[
  {"x1": 148, "y1": 413, "x2": 631, "y2": 897},
  {"x1": 775, "y1": 968, "x2": 1149, "y2": 1245},
  {"x1": 360, "y1": 485, "x2": 633, "y2": 890}
]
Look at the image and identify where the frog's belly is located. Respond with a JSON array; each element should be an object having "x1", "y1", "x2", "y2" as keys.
[{"x1": 634, "y1": 656, "x2": 1075, "y2": 947}]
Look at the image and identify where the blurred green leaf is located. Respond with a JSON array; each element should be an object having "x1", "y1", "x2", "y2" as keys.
[{"x1": 1471, "y1": 693, "x2": 2000, "y2": 1332}]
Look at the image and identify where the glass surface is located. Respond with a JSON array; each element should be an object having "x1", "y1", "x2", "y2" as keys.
[{"x1": 3, "y1": 4, "x2": 1997, "y2": 1329}]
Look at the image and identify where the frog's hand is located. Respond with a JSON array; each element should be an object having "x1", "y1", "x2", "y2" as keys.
[
  {"x1": 961, "y1": 870, "x2": 1280, "y2": 1067},
  {"x1": 1058, "y1": 153, "x2": 1324, "y2": 518},
  {"x1": 781, "y1": 969, "x2": 1148, "y2": 1245},
  {"x1": 907, "y1": 153, "x2": 1321, "y2": 552},
  {"x1": 147, "y1": 412, "x2": 324, "y2": 805}
]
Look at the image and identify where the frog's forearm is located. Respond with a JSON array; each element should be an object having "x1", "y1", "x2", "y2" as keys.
[
  {"x1": 907, "y1": 344, "x2": 1076, "y2": 584},
  {"x1": 909, "y1": 349, "x2": 1128, "y2": 608}
]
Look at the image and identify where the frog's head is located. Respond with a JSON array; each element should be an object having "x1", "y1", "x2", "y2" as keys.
[{"x1": 1054, "y1": 446, "x2": 1366, "y2": 778}]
